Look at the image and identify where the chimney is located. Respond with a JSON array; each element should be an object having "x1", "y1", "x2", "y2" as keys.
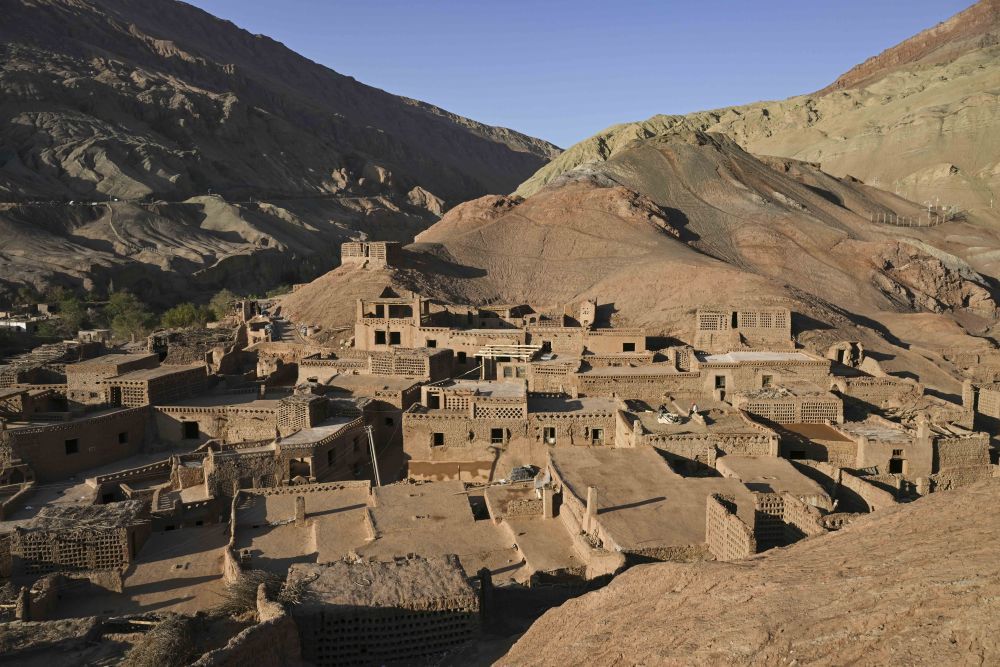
[
  {"x1": 586, "y1": 486, "x2": 598, "y2": 532},
  {"x1": 294, "y1": 496, "x2": 306, "y2": 527}
]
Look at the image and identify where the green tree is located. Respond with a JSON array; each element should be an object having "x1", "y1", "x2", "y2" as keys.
[
  {"x1": 106, "y1": 291, "x2": 153, "y2": 341},
  {"x1": 160, "y1": 302, "x2": 211, "y2": 329},
  {"x1": 208, "y1": 288, "x2": 238, "y2": 320},
  {"x1": 56, "y1": 293, "x2": 88, "y2": 333}
]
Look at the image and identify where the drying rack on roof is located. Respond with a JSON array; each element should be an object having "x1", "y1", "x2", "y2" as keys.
[{"x1": 474, "y1": 344, "x2": 542, "y2": 361}]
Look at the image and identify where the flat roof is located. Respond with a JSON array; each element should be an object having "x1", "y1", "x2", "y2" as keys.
[
  {"x1": 280, "y1": 416, "x2": 357, "y2": 446},
  {"x1": 579, "y1": 363, "x2": 681, "y2": 377},
  {"x1": 633, "y1": 400, "x2": 763, "y2": 436},
  {"x1": 715, "y1": 456, "x2": 830, "y2": 499},
  {"x1": 160, "y1": 393, "x2": 280, "y2": 409},
  {"x1": 444, "y1": 380, "x2": 525, "y2": 398},
  {"x1": 699, "y1": 351, "x2": 816, "y2": 364},
  {"x1": 782, "y1": 423, "x2": 853, "y2": 442},
  {"x1": 837, "y1": 420, "x2": 912, "y2": 443},
  {"x1": 550, "y1": 447, "x2": 753, "y2": 549},
  {"x1": 68, "y1": 353, "x2": 157, "y2": 368},
  {"x1": 528, "y1": 396, "x2": 617, "y2": 414},
  {"x1": 287, "y1": 556, "x2": 475, "y2": 611},
  {"x1": 110, "y1": 363, "x2": 205, "y2": 381},
  {"x1": 325, "y1": 373, "x2": 421, "y2": 393}
]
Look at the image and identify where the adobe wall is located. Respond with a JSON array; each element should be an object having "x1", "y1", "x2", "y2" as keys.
[
  {"x1": 154, "y1": 405, "x2": 279, "y2": 445},
  {"x1": 7, "y1": 408, "x2": 149, "y2": 482},
  {"x1": 705, "y1": 494, "x2": 756, "y2": 561},
  {"x1": 834, "y1": 376, "x2": 923, "y2": 411},
  {"x1": 800, "y1": 461, "x2": 898, "y2": 512},
  {"x1": 934, "y1": 433, "x2": 991, "y2": 470},
  {"x1": 576, "y1": 371, "x2": 703, "y2": 404},
  {"x1": 190, "y1": 585, "x2": 302, "y2": 667},
  {"x1": 930, "y1": 464, "x2": 999, "y2": 491}
]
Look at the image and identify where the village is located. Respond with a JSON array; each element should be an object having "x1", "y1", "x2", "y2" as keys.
[{"x1": 0, "y1": 240, "x2": 997, "y2": 664}]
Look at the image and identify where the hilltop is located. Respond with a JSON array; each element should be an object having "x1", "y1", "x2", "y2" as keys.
[{"x1": 516, "y1": 0, "x2": 1000, "y2": 215}]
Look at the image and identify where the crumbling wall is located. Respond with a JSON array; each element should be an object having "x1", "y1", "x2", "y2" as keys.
[
  {"x1": 705, "y1": 494, "x2": 756, "y2": 561},
  {"x1": 191, "y1": 585, "x2": 302, "y2": 667}
]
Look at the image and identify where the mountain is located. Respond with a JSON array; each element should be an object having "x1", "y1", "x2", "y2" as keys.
[
  {"x1": 500, "y1": 478, "x2": 1000, "y2": 666},
  {"x1": 283, "y1": 127, "x2": 1000, "y2": 391},
  {"x1": 516, "y1": 0, "x2": 1000, "y2": 216},
  {"x1": 0, "y1": 0, "x2": 559, "y2": 302}
]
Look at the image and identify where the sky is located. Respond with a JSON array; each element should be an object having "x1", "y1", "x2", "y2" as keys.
[{"x1": 188, "y1": 0, "x2": 973, "y2": 148}]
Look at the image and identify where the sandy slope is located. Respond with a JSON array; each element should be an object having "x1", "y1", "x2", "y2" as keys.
[{"x1": 500, "y1": 478, "x2": 1000, "y2": 666}]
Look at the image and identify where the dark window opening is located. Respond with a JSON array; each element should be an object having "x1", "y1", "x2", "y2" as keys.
[
  {"x1": 426, "y1": 339, "x2": 437, "y2": 348},
  {"x1": 65, "y1": 438, "x2": 79, "y2": 455},
  {"x1": 623, "y1": 342, "x2": 636, "y2": 352},
  {"x1": 389, "y1": 331, "x2": 401, "y2": 345},
  {"x1": 375, "y1": 330, "x2": 387, "y2": 345},
  {"x1": 715, "y1": 375, "x2": 727, "y2": 389},
  {"x1": 762, "y1": 375, "x2": 773, "y2": 388},
  {"x1": 889, "y1": 458, "x2": 904, "y2": 474},
  {"x1": 457, "y1": 351, "x2": 467, "y2": 363},
  {"x1": 543, "y1": 426, "x2": 556, "y2": 444},
  {"x1": 892, "y1": 449, "x2": 904, "y2": 457},
  {"x1": 591, "y1": 428, "x2": 604, "y2": 443},
  {"x1": 182, "y1": 421, "x2": 199, "y2": 439},
  {"x1": 118, "y1": 431, "x2": 128, "y2": 444},
  {"x1": 433, "y1": 432, "x2": 445, "y2": 447},
  {"x1": 731, "y1": 312, "x2": 739, "y2": 328},
  {"x1": 491, "y1": 428, "x2": 504, "y2": 445},
  {"x1": 374, "y1": 304, "x2": 385, "y2": 318},
  {"x1": 428, "y1": 393, "x2": 440, "y2": 409}
]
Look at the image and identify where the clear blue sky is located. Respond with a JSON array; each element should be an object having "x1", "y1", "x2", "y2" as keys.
[{"x1": 188, "y1": 0, "x2": 972, "y2": 148}]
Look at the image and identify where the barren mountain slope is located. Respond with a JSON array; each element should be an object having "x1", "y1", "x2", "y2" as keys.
[
  {"x1": 517, "y1": 1, "x2": 1000, "y2": 214},
  {"x1": 0, "y1": 0, "x2": 559, "y2": 300},
  {"x1": 501, "y1": 478, "x2": 1000, "y2": 666},
  {"x1": 284, "y1": 129, "x2": 999, "y2": 392}
]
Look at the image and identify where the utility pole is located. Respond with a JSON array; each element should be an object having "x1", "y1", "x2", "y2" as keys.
[{"x1": 365, "y1": 425, "x2": 381, "y2": 487}]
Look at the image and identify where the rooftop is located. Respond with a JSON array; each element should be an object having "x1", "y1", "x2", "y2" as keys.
[
  {"x1": 550, "y1": 447, "x2": 753, "y2": 549},
  {"x1": 528, "y1": 396, "x2": 618, "y2": 414},
  {"x1": 715, "y1": 456, "x2": 831, "y2": 501},
  {"x1": 698, "y1": 351, "x2": 816, "y2": 364},
  {"x1": 443, "y1": 380, "x2": 526, "y2": 399},
  {"x1": 280, "y1": 416, "x2": 358, "y2": 446},
  {"x1": 109, "y1": 362, "x2": 205, "y2": 382},
  {"x1": 22, "y1": 499, "x2": 147, "y2": 533},
  {"x1": 67, "y1": 353, "x2": 157, "y2": 369},
  {"x1": 287, "y1": 555, "x2": 476, "y2": 611},
  {"x1": 838, "y1": 419, "x2": 912, "y2": 443},
  {"x1": 578, "y1": 363, "x2": 682, "y2": 377}
]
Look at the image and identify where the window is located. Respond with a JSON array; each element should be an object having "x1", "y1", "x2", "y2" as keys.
[
  {"x1": 182, "y1": 421, "x2": 199, "y2": 439},
  {"x1": 762, "y1": 375, "x2": 773, "y2": 388},
  {"x1": 389, "y1": 331, "x2": 401, "y2": 345},
  {"x1": 118, "y1": 431, "x2": 129, "y2": 444},
  {"x1": 65, "y1": 438, "x2": 79, "y2": 455},
  {"x1": 427, "y1": 393, "x2": 440, "y2": 409},
  {"x1": 426, "y1": 339, "x2": 437, "y2": 348},
  {"x1": 591, "y1": 428, "x2": 604, "y2": 443},
  {"x1": 375, "y1": 330, "x2": 387, "y2": 345},
  {"x1": 715, "y1": 375, "x2": 727, "y2": 389},
  {"x1": 888, "y1": 458, "x2": 904, "y2": 474},
  {"x1": 503, "y1": 367, "x2": 514, "y2": 378},
  {"x1": 385, "y1": 417, "x2": 394, "y2": 427},
  {"x1": 732, "y1": 312, "x2": 739, "y2": 328},
  {"x1": 374, "y1": 304, "x2": 385, "y2": 318},
  {"x1": 622, "y1": 342, "x2": 636, "y2": 352},
  {"x1": 432, "y1": 432, "x2": 445, "y2": 447},
  {"x1": 491, "y1": 428, "x2": 505, "y2": 445},
  {"x1": 892, "y1": 449, "x2": 904, "y2": 457},
  {"x1": 457, "y1": 351, "x2": 467, "y2": 363},
  {"x1": 543, "y1": 426, "x2": 556, "y2": 444}
]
